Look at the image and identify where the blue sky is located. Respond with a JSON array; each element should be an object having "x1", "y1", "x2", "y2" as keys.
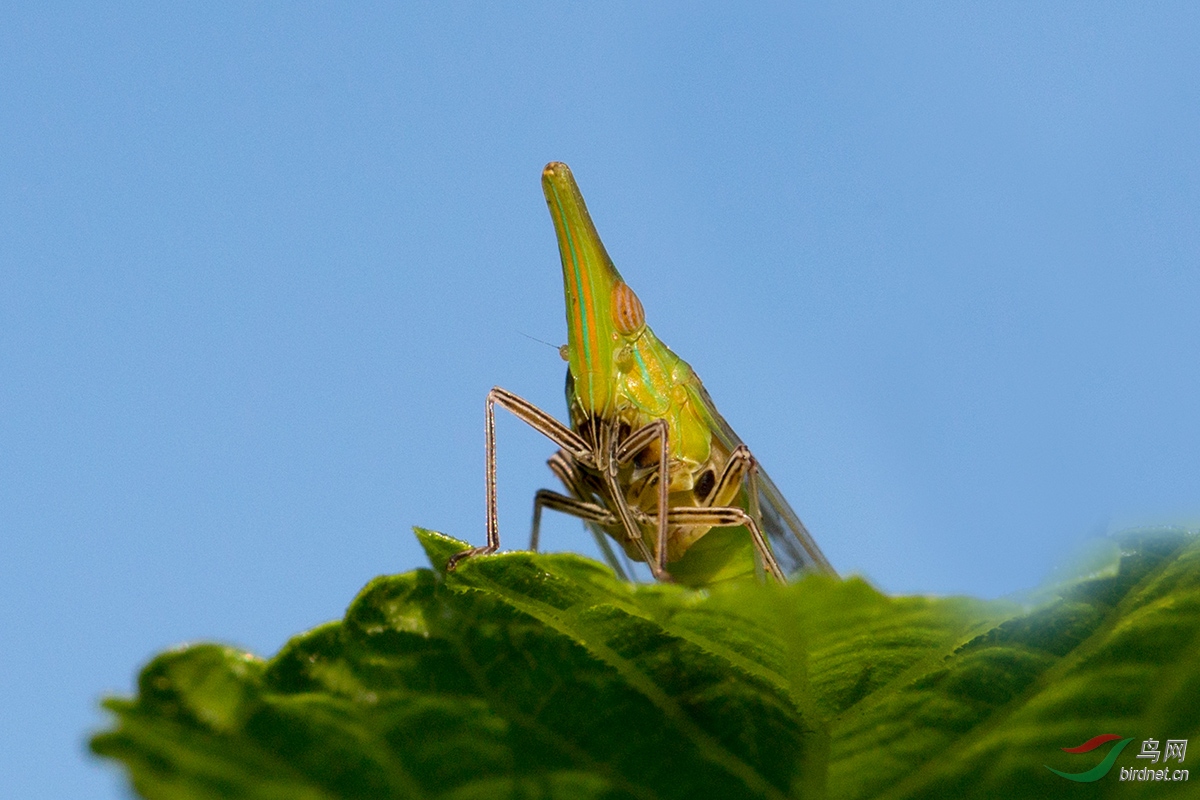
[{"x1": 3, "y1": 4, "x2": 1199, "y2": 796}]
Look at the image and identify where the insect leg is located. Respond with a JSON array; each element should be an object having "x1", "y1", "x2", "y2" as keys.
[
  {"x1": 705, "y1": 444, "x2": 753, "y2": 506},
  {"x1": 532, "y1": 489, "x2": 617, "y2": 531},
  {"x1": 447, "y1": 387, "x2": 594, "y2": 572},
  {"x1": 666, "y1": 503, "x2": 787, "y2": 583},
  {"x1": 532, "y1": 452, "x2": 616, "y2": 549},
  {"x1": 536, "y1": 451, "x2": 632, "y2": 580},
  {"x1": 592, "y1": 421, "x2": 667, "y2": 579},
  {"x1": 601, "y1": 471, "x2": 666, "y2": 580},
  {"x1": 535, "y1": 451, "x2": 592, "y2": 547},
  {"x1": 614, "y1": 419, "x2": 670, "y2": 578},
  {"x1": 698, "y1": 445, "x2": 788, "y2": 581}
]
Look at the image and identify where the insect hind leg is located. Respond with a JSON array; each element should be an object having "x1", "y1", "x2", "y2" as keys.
[{"x1": 693, "y1": 444, "x2": 787, "y2": 582}]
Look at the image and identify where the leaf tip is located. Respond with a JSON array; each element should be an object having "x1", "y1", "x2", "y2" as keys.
[{"x1": 413, "y1": 527, "x2": 469, "y2": 576}]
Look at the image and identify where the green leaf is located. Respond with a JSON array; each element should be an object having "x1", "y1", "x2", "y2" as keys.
[{"x1": 93, "y1": 528, "x2": 1200, "y2": 799}]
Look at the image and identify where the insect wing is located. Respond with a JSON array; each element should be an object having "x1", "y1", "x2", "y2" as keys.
[
  {"x1": 752, "y1": 465, "x2": 835, "y2": 575},
  {"x1": 694, "y1": 384, "x2": 835, "y2": 577}
]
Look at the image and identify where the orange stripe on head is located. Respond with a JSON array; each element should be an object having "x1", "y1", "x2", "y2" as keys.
[{"x1": 542, "y1": 162, "x2": 626, "y2": 415}]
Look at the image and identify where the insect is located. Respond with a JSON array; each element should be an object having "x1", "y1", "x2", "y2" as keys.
[{"x1": 447, "y1": 162, "x2": 834, "y2": 586}]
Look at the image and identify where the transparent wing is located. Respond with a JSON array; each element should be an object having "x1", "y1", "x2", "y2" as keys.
[
  {"x1": 751, "y1": 464, "x2": 835, "y2": 576},
  {"x1": 695, "y1": 384, "x2": 836, "y2": 577}
]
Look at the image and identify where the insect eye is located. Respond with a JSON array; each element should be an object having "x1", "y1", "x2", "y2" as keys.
[
  {"x1": 694, "y1": 469, "x2": 716, "y2": 501},
  {"x1": 611, "y1": 281, "x2": 645, "y2": 335}
]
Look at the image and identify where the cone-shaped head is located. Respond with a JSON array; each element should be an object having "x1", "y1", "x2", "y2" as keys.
[{"x1": 542, "y1": 162, "x2": 646, "y2": 416}]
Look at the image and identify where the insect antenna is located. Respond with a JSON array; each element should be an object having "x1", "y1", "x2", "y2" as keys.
[{"x1": 517, "y1": 331, "x2": 563, "y2": 351}]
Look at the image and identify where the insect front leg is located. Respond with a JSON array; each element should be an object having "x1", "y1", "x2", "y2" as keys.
[
  {"x1": 446, "y1": 387, "x2": 593, "y2": 572},
  {"x1": 613, "y1": 419, "x2": 671, "y2": 578}
]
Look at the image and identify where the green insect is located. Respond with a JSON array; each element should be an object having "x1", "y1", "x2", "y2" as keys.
[{"x1": 448, "y1": 162, "x2": 834, "y2": 586}]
